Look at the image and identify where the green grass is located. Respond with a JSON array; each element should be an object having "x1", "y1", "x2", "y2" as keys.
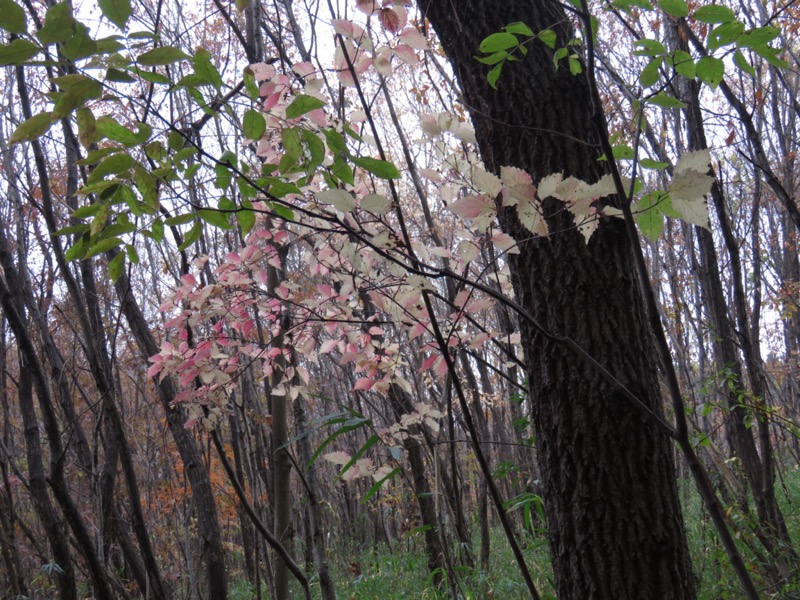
[{"x1": 246, "y1": 469, "x2": 800, "y2": 599}]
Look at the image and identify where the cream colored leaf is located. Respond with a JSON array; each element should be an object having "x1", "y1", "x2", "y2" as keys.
[
  {"x1": 317, "y1": 189, "x2": 356, "y2": 213},
  {"x1": 361, "y1": 193, "x2": 393, "y2": 215}
]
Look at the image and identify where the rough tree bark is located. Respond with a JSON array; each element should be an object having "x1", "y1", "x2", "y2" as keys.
[{"x1": 418, "y1": 1, "x2": 697, "y2": 597}]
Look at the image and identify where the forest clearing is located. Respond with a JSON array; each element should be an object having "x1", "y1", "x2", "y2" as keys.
[{"x1": 1, "y1": 0, "x2": 799, "y2": 598}]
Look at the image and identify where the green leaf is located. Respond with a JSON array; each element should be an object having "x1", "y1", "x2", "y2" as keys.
[
  {"x1": 174, "y1": 146, "x2": 197, "y2": 163},
  {"x1": 733, "y1": 49, "x2": 756, "y2": 77},
  {"x1": 53, "y1": 78, "x2": 102, "y2": 118},
  {"x1": 237, "y1": 177, "x2": 258, "y2": 199},
  {"x1": 237, "y1": 202, "x2": 255, "y2": 234},
  {"x1": 199, "y1": 208, "x2": 233, "y2": 229},
  {"x1": 362, "y1": 467, "x2": 400, "y2": 505},
  {"x1": 89, "y1": 203, "x2": 111, "y2": 236},
  {"x1": 285, "y1": 94, "x2": 327, "y2": 119},
  {"x1": 708, "y1": 21, "x2": 744, "y2": 51},
  {"x1": 125, "y1": 244, "x2": 139, "y2": 264},
  {"x1": 487, "y1": 62, "x2": 503, "y2": 89},
  {"x1": 107, "y1": 250, "x2": 126, "y2": 281},
  {"x1": 242, "y1": 109, "x2": 266, "y2": 140},
  {"x1": 131, "y1": 67, "x2": 171, "y2": 84},
  {"x1": 657, "y1": 0, "x2": 688, "y2": 17},
  {"x1": 505, "y1": 22, "x2": 533, "y2": 36},
  {"x1": 538, "y1": 29, "x2": 557, "y2": 49},
  {"x1": 76, "y1": 108, "x2": 96, "y2": 149},
  {"x1": 634, "y1": 192, "x2": 666, "y2": 241},
  {"x1": 696, "y1": 56, "x2": 725, "y2": 89},
  {"x1": 640, "y1": 158, "x2": 669, "y2": 170},
  {"x1": 647, "y1": 92, "x2": 686, "y2": 109},
  {"x1": 633, "y1": 39, "x2": 666, "y2": 57},
  {"x1": 0, "y1": 0, "x2": 27, "y2": 34},
  {"x1": 88, "y1": 153, "x2": 134, "y2": 183},
  {"x1": 9, "y1": 112, "x2": 54, "y2": 144},
  {"x1": 95, "y1": 35, "x2": 125, "y2": 54},
  {"x1": 334, "y1": 434, "x2": 380, "y2": 483},
  {"x1": 65, "y1": 236, "x2": 87, "y2": 261},
  {"x1": 308, "y1": 415, "x2": 371, "y2": 466},
  {"x1": 106, "y1": 67, "x2": 136, "y2": 83},
  {"x1": 165, "y1": 213, "x2": 194, "y2": 226},
  {"x1": 85, "y1": 236, "x2": 123, "y2": 259},
  {"x1": 479, "y1": 32, "x2": 519, "y2": 53},
  {"x1": 352, "y1": 156, "x2": 401, "y2": 179},
  {"x1": 262, "y1": 177, "x2": 301, "y2": 198},
  {"x1": 612, "y1": 144, "x2": 635, "y2": 160},
  {"x1": 737, "y1": 25, "x2": 780, "y2": 49},
  {"x1": 192, "y1": 48, "x2": 222, "y2": 89},
  {"x1": 72, "y1": 202, "x2": 103, "y2": 219},
  {"x1": 98, "y1": 0, "x2": 131, "y2": 30},
  {"x1": 185, "y1": 163, "x2": 201, "y2": 179},
  {"x1": 639, "y1": 57, "x2": 661, "y2": 88},
  {"x1": 54, "y1": 224, "x2": 89, "y2": 236},
  {"x1": 178, "y1": 221, "x2": 202, "y2": 251},
  {"x1": 0, "y1": 39, "x2": 41, "y2": 66},
  {"x1": 133, "y1": 164, "x2": 158, "y2": 210},
  {"x1": 692, "y1": 4, "x2": 735, "y2": 24},
  {"x1": 671, "y1": 49, "x2": 695, "y2": 78},
  {"x1": 323, "y1": 129, "x2": 347, "y2": 155},
  {"x1": 475, "y1": 51, "x2": 508, "y2": 65},
  {"x1": 37, "y1": 2, "x2": 75, "y2": 44},
  {"x1": 243, "y1": 69, "x2": 259, "y2": 100},
  {"x1": 610, "y1": 0, "x2": 652, "y2": 11},
  {"x1": 279, "y1": 128, "x2": 302, "y2": 173},
  {"x1": 751, "y1": 45, "x2": 788, "y2": 68},
  {"x1": 95, "y1": 116, "x2": 139, "y2": 146},
  {"x1": 330, "y1": 156, "x2": 354, "y2": 186},
  {"x1": 62, "y1": 22, "x2": 98, "y2": 60},
  {"x1": 301, "y1": 129, "x2": 325, "y2": 172},
  {"x1": 150, "y1": 219, "x2": 164, "y2": 242},
  {"x1": 137, "y1": 46, "x2": 189, "y2": 66},
  {"x1": 270, "y1": 202, "x2": 294, "y2": 221}
]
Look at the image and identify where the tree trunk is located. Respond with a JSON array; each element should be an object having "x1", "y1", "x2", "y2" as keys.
[{"x1": 418, "y1": 1, "x2": 697, "y2": 597}]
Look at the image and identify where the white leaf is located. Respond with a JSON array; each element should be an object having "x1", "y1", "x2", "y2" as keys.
[
  {"x1": 675, "y1": 149, "x2": 711, "y2": 174},
  {"x1": 517, "y1": 198, "x2": 548, "y2": 237},
  {"x1": 471, "y1": 168, "x2": 502, "y2": 197},
  {"x1": 323, "y1": 451, "x2": 351, "y2": 466},
  {"x1": 317, "y1": 189, "x2": 356, "y2": 213},
  {"x1": 537, "y1": 172, "x2": 564, "y2": 200},
  {"x1": 361, "y1": 193, "x2": 393, "y2": 215},
  {"x1": 669, "y1": 170, "x2": 714, "y2": 230}
]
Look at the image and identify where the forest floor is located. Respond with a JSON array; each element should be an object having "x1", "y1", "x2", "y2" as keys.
[{"x1": 236, "y1": 470, "x2": 800, "y2": 599}]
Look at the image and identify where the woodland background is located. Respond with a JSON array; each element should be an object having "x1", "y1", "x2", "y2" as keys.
[{"x1": 0, "y1": 0, "x2": 799, "y2": 598}]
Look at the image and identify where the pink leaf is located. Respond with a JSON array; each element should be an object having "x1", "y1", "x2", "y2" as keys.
[
  {"x1": 378, "y1": 5, "x2": 406, "y2": 33},
  {"x1": 353, "y1": 378, "x2": 376, "y2": 391},
  {"x1": 448, "y1": 195, "x2": 495, "y2": 220},
  {"x1": 398, "y1": 27, "x2": 428, "y2": 49},
  {"x1": 393, "y1": 44, "x2": 419, "y2": 65}
]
